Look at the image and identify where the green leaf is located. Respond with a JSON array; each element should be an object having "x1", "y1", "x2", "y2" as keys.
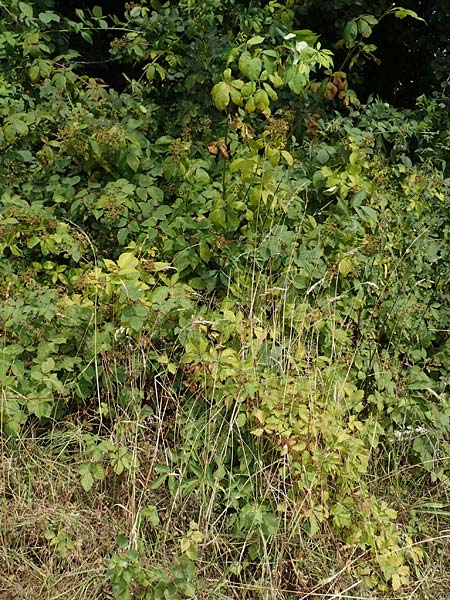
[
  {"x1": 140, "y1": 505, "x2": 160, "y2": 527},
  {"x1": 209, "y1": 208, "x2": 226, "y2": 227},
  {"x1": 392, "y1": 8, "x2": 426, "y2": 23},
  {"x1": 116, "y1": 534, "x2": 129, "y2": 549},
  {"x1": 126, "y1": 152, "x2": 140, "y2": 172},
  {"x1": 117, "y1": 252, "x2": 139, "y2": 271},
  {"x1": 229, "y1": 86, "x2": 243, "y2": 106},
  {"x1": 358, "y1": 18, "x2": 372, "y2": 38},
  {"x1": 281, "y1": 150, "x2": 294, "y2": 166},
  {"x1": 52, "y1": 73, "x2": 67, "y2": 91},
  {"x1": 247, "y1": 57, "x2": 262, "y2": 81},
  {"x1": 80, "y1": 470, "x2": 94, "y2": 492},
  {"x1": 92, "y1": 463, "x2": 105, "y2": 480},
  {"x1": 29, "y1": 63, "x2": 40, "y2": 82},
  {"x1": 238, "y1": 51, "x2": 252, "y2": 77},
  {"x1": 343, "y1": 20, "x2": 358, "y2": 47},
  {"x1": 41, "y1": 357, "x2": 55, "y2": 373},
  {"x1": 211, "y1": 81, "x2": 230, "y2": 111},
  {"x1": 241, "y1": 81, "x2": 255, "y2": 99},
  {"x1": 38, "y1": 11, "x2": 60, "y2": 24},
  {"x1": 19, "y1": 2, "x2": 33, "y2": 19},
  {"x1": 236, "y1": 413, "x2": 246, "y2": 427},
  {"x1": 149, "y1": 474, "x2": 167, "y2": 490},
  {"x1": 262, "y1": 82, "x2": 277, "y2": 101},
  {"x1": 254, "y1": 89, "x2": 270, "y2": 113},
  {"x1": 339, "y1": 256, "x2": 354, "y2": 277},
  {"x1": 247, "y1": 35, "x2": 265, "y2": 46},
  {"x1": 179, "y1": 581, "x2": 196, "y2": 597}
]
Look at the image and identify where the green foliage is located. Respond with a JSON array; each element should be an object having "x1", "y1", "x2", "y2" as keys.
[{"x1": 1, "y1": 1, "x2": 449, "y2": 596}]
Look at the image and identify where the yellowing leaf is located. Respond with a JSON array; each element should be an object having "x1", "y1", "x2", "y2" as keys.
[
  {"x1": 211, "y1": 81, "x2": 230, "y2": 111},
  {"x1": 247, "y1": 57, "x2": 262, "y2": 81},
  {"x1": 180, "y1": 537, "x2": 191, "y2": 553}
]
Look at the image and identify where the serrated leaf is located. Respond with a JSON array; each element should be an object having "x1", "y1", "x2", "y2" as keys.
[
  {"x1": 339, "y1": 256, "x2": 354, "y2": 277},
  {"x1": 140, "y1": 505, "x2": 160, "y2": 526},
  {"x1": 53, "y1": 73, "x2": 66, "y2": 91},
  {"x1": 19, "y1": 2, "x2": 33, "y2": 19},
  {"x1": 211, "y1": 81, "x2": 230, "y2": 111},
  {"x1": 80, "y1": 470, "x2": 94, "y2": 492},
  {"x1": 92, "y1": 463, "x2": 105, "y2": 480}
]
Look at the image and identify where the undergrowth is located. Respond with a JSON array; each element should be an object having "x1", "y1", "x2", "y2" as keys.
[{"x1": 1, "y1": 1, "x2": 450, "y2": 598}]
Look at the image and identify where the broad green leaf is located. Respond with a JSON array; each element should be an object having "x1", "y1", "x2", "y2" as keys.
[
  {"x1": 29, "y1": 63, "x2": 40, "y2": 82},
  {"x1": 361, "y1": 14, "x2": 378, "y2": 25},
  {"x1": 19, "y1": 2, "x2": 33, "y2": 19},
  {"x1": 247, "y1": 57, "x2": 262, "y2": 81},
  {"x1": 126, "y1": 152, "x2": 140, "y2": 172},
  {"x1": 229, "y1": 86, "x2": 243, "y2": 106},
  {"x1": 254, "y1": 88, "x2": 270, "y2": 112},
  {"x1": 117, "y1": 252, "x2": 139, "y2": 270},
  {"x1": 38, "y1": 11, "x2": 60, "y2": 24},
  {"x1": 41, "y1": 357, "x2": 55, "y2": 373},
  {"x1": 247, "y1": 35, "x2": 265, "y2": 46},
  {"x1": 209, "y1": 208, "x2": 226, "y2": 227},
  {"x1": 52, "y1": 73, "x2": 67, "y2": 91},
  {"x1": 241, "y1": 80, "x2": 255, "y2": 99},
  {"x1": 343, "y1": 20, "x2": 358, "y2": 47},
  {"x1": 245, "y1": 96, "x2": 255, "y2": 113},
  {"x1": 339, "y1": 256, "x2": 354, "y2": 277},
  {"x1": 80, "y1": 470, "x2": 94, "y2": 492},
  {"x1": 211, "y1": 81, "x2": 230, "y2": 111},
  {"x1": 358, "y1": 18, "x2": 372, "y2": 38},
  {"x1": 238, "y1": 51, "x2": 252, "y2": 77}
]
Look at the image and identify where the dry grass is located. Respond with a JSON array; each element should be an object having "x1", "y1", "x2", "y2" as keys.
[{"x1": 1, "y1": 408, "x2": 449, "y2": 600}]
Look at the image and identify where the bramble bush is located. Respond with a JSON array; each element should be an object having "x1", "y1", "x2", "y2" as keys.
[{"x1": 1, "y1": 1, "x2": 449, "y2": 596}]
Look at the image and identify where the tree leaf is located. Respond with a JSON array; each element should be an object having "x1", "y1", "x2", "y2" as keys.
[
  {"x1": 211, "y1": 81, "x2": 230, "y2": 111},
  {"x1": 247, "y1": 35, "x2": 265, "y2": 46},
  {"x1": 126, "y1": 152, "x2": 140, "y2": 172},
  {"x1": 247, "y1": 57, "x2": 262, "y2": 81},
  {"x1": 343, "y1": 20, "x2": 358, "y2": 47}
]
